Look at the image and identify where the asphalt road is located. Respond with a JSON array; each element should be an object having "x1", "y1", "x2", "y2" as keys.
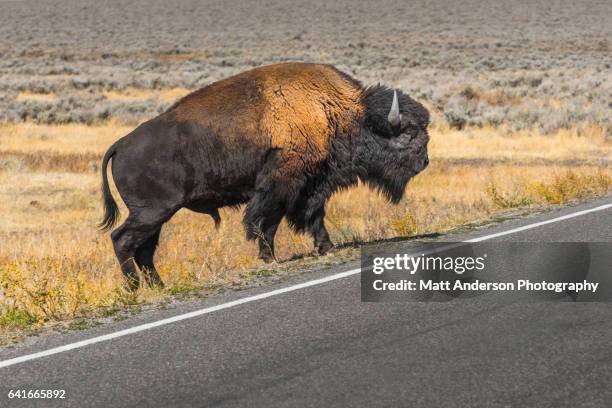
[{"x1": 1, "y1": 197, "x2": 611, "y2": 408}]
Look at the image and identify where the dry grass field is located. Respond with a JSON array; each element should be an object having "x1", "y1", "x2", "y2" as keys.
[
  {"x1": 0, "y1": 0, "x2": 610, "y2": 338},
  {"x1": 1, "y1": 122, "x2": 609, "y2": 336}
]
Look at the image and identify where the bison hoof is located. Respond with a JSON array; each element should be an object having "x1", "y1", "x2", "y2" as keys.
[
  {"x1": 147, "y1": 280, "x2": 165, "y2": 289},
  {"x1": 123, "y1": 279, "x2": 141, "y2": 292},
  {"x1": 144, "y1": 272, "x2": 165, "y2": 289},
  {"x1": 259, "y1": 251, "x2": 276, "y2": 263},
  {"x1": 317, "y1": 241, "x2": 335, "y2": 256}
]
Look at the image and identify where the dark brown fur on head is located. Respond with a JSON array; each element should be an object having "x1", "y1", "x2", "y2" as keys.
[
  {"x1": 363, "y1": 84, "x2": 430, "y2": 137},
  {"x1": 346, "y1": 83, "x2": 430, "y2": 204}
]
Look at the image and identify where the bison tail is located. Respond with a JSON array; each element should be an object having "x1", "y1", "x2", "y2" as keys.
[{"x1": 99, "y1": 144, "x2": 120, "y2": 231}]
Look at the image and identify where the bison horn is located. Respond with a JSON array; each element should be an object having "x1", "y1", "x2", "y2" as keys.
[{"x1": 388, "y1": 90, "x2": 401, "y2": 127}]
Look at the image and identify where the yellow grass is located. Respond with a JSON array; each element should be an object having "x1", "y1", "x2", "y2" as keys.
[
  {"x1": 16, "y1": 91, "x2": 58, "y2": 102},
  {"x1": 0, "y1": 122, "x2": 131, "y2": 154},
  {"x1": 102, "y1": 88, "x2": 190, "y2": 103},
  {"x1": 429, "y1": 124, "x2": 609, "y2": 162},
  {"x1": 14, "y1": 88, "x2": 190, "y2": 105},
  {"x1": 0, "y1": 121, "x2": 611, "y2": 337}
]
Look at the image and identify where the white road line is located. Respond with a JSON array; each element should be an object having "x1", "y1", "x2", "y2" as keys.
[{"x1": 1, "y1": 202, "x2": 610, "y2": 369}]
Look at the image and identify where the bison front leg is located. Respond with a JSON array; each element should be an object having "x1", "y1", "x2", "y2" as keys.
[
  {"x1": 244, "y1": 149, "x2": 297, "y2": 262},
  {"x1": 258, "y1": 213, "x2": 283, "y2": 262},
  {"x1": 244, "y1": 194, "x2": 284, "y2": 262},
  {"x1": 310, "y1": 207, "x2": 334, "y2": 255}
]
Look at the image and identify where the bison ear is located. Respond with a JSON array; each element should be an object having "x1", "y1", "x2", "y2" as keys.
[{"x1": 387, "y1": 90, "x2": 402, "y2": 128}]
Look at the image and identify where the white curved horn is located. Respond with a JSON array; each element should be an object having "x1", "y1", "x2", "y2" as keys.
[{"x1": 388, "y1": 90, "x2": 401, "y2": 127}]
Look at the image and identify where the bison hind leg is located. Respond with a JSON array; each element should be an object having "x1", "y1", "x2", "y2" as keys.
[
  {"x1": 111, "y1": 207, "x2": 177, "y2": 291},
  {"x1": 134, "y1": 228, "x2": 163, "y2": 288}
]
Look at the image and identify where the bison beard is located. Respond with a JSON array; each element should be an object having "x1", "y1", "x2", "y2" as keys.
[{"x1": 99, "y1": 63, "x2": 430, "y2": 290}]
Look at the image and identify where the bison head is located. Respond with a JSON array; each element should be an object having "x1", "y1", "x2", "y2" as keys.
[{"x1": 355, "y1": 85, "x2": 430, "y2": 203}]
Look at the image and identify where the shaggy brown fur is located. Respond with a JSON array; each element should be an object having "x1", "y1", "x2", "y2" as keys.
[{"x1": 172, "y1": 63, "x2": 363, "y2": 184}]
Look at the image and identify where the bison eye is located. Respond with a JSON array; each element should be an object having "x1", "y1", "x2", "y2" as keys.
[{"x1": 403, "y1": 123, "x2": 418, "y2": 136}]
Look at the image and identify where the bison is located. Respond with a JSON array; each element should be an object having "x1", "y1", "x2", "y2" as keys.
[{"x1": 100, "y1": 62, "x2": 430, "y2": 290}]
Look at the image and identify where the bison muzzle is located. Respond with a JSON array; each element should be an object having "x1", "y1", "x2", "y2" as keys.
[{"x1": 99, "y1": 62, "x2": 430, "y2": 290}]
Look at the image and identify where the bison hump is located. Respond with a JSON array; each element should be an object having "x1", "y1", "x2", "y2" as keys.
[{"x1": 170, "y1": 63, "x2": 363, "y2": 162}]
